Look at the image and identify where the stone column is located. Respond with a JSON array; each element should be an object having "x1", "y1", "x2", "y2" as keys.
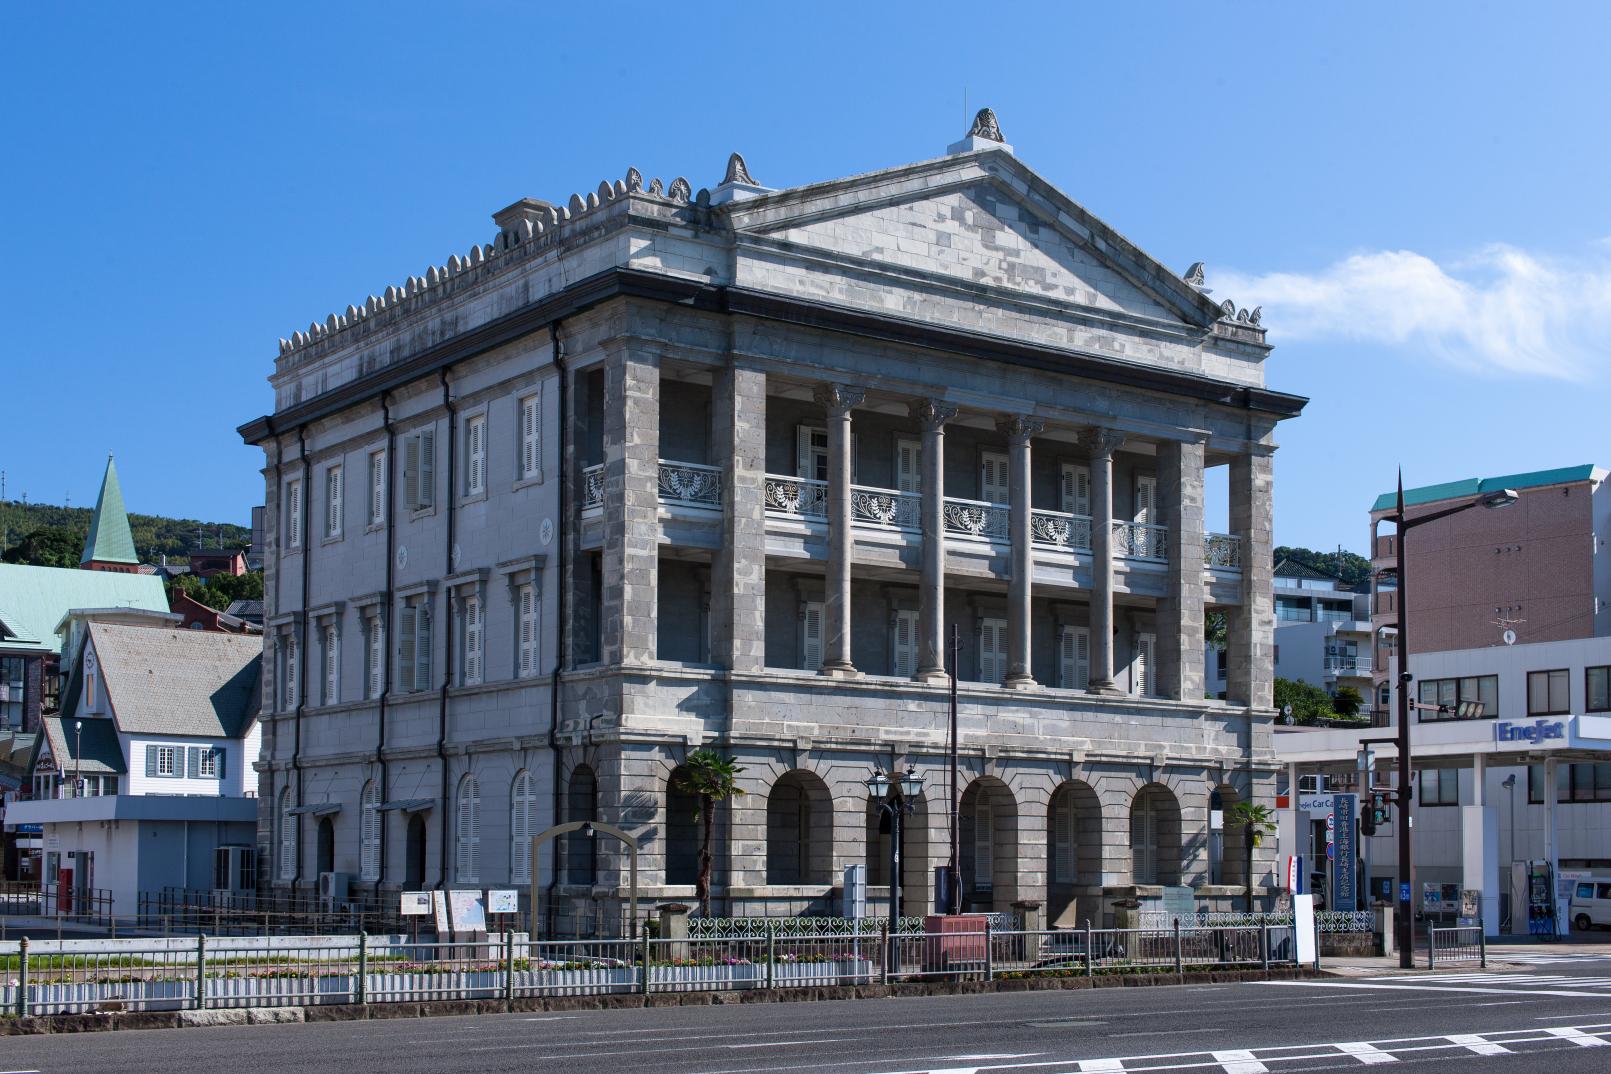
[
  {"x1": 710, "y1": 365, "x2": 768, "y2": 674},
  {"x1": 600, "y1": 347, "x2": 660, "y2": 666},
  {"x1": 1227, "y1": 452, "x2": 1274, "y2": 708},
  {"x1": 913, "y1": 399, "x2": 957, "y2": 682},
  {"x1": 1081, "y1": 428, "x2": 1125, "y2": 694},
  {"x1": 817, "y1": 384, "x2": 864, "y2": 677},
  {"x1": 1156, "y1": 439, "x2": 1206, "y2": 701},
  {"x1": 999, "y1": 415, "x2": 1044, "y2": 689}
]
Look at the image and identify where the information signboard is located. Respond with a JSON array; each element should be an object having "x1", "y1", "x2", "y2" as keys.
[
  {"x1": 399, "y1": 891, "x2": 432, "y2": 916},
  {"x1": 1331, "y1": 793, "x2": 1358, "y2": 912}
]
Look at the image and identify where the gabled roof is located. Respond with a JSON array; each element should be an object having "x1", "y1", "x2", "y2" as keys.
[
  {"x1": 0, "y1": 564, "x2": 168, "y2": 656},
  {"x1": 39, "y1": 716, "x2": 124, "y2": 775},
  {"x1": 1274, "y1": 558, "x2": 1340, "y2": 582},
  {"x1": 91, "y1": 623, "x2": 261, "y2": 738},
  {"x1": 1372, "y1": 465, "x2": 1605, "y2": 513},
  {"x1": 81, "y1": 455, "x2": 139, "y2": 566}
]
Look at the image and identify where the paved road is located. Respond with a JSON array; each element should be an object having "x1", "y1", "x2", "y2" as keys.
[{"x1": 15, "y1": 958, "x2": 1611, "y2": 1073}]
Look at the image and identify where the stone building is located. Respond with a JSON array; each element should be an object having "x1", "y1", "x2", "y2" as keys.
[{"x1": 240, "y1": 112, "x2": 1303, "y2": 931}]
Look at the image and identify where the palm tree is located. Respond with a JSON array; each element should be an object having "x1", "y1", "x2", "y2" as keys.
[
  {"x1": 1225, "y1": 801, "x2": 1277, "y2": 914},
  {"x1": 672, "y1": 749, "x2": 746, "y2": 917}
]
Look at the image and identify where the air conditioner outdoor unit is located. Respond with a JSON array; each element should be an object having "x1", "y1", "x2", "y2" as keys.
[{"x1": 318, "y1": 871, "x2": 350, "y2": 902}]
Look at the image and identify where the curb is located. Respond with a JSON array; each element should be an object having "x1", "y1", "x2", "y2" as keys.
[{"x1": 0, "y1": 966, "x2": 1327, "y2": 1036}]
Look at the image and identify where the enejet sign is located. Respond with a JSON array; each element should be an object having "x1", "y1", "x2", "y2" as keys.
[{"x1": 1495, "y1": 718, "x2": 1568, "y2": 745}]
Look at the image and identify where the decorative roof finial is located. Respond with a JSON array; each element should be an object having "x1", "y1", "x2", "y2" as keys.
[
  {"x1": 723, "y1": 152, "x2": 756, "y2": 186},
  {"x1": 1183, "y1": 262, "x2": 1206, "y2": 287},
  {"x1": 968, "y1": 108, "x2": 1004, "y2": 143}
]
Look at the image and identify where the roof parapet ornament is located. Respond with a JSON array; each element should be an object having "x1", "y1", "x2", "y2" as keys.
[
  {"x1": 723, "y1": 152, "x2": 757, "y2": 186},
  {"x1": 947, "y1": 107, "x2": 1014, "y2": 157},
  {"x1": 1183, "y1": 262, "x2": 1206, "y2": 287},
  {"x1": 710, "y1": 151, "x2": 771, "y2": 206}
]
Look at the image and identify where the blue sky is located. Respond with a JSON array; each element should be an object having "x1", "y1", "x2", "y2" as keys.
[{"x1": 3, "y1": 2, "x2": 1608, "y2": 551}]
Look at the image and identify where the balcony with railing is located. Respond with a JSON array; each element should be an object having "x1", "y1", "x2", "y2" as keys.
[
  {"x1": 1113, "y1": 520, "x2": 1168, "y2": 562},
  {"x1": 942, "y1": 496, "x2": 1009, "y2": 542},
  {"x1": 1030, "y1": 509, "x2": 1093, "y2": 552},
  {"x1": 851, "y1": 486, "x2": 921, "y2": 532},
  {"x1": 1324, "y1": 656, "x2": 1373, "y2": 675},
  {"x1": 1203, "y1": 533, "x2": 1241, "y2": 571},
  {"x1": 657, "y1": 461, "x2": 723, "y2": 510}
]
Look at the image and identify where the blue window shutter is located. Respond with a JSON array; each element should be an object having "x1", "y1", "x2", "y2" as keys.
[
  {"x1": 215, "y1": 748, "x2": 226, "y2": 781},
  {"x1": 145, "y1": 745, "x2": 157, "y2": 778},
  {"x1": 188, "y1": 747, "x2": 201, "y2": 779}
]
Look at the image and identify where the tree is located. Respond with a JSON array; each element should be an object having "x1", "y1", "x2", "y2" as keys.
[
  {"x1": 1225, "y1": 801, "x2": 1277, "y2": 913},
  {"x1": 672, "y1": 750, "x2": 746, "y2": 917},
  {"x1": 1205, "y1": 610, "x2": 1228, "y2": 650},
  {"x1": 1272, "y1": 545, "x2": 1371, "y2": 589},
  {"x1": 1274, "y1": 677, "x2": 1335, "y2": 725},
  {"x1": 1331, "y1": 685, "x2": 1364, "y2": 717},
  {"x1": 1, "y1": 525, "x2": 85, "y2": 568}
]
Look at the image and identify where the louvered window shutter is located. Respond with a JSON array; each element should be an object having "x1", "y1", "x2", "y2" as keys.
[
  {"x1": 326, "y1": 466, "x2": 342, "y2": 537},
  {"x1": 981, "y1": 452, "x2": 1009, "y2": 504},
  {"x1": 467, "y1": 416, "x2": 485, "y2": 495},
  {"x1": 215, "y1": 748, "x2": 226, "y2": 781},
  {"x1": 892, "y1": 610, "x2": 918, "y2": 678},
  {"x1": 145, "y1": 744, "x2": 157, "y2": 778},
  {"x1": 520, "y1": 396, "x2": 539, "y2": 479},
  {"x1": 463, "y1": 596, "x2": 482, "y2": 684},
  {"x1": 367, "y1": 617, "x2": 383, "y2": 699},
  {"x1": 398, "y1": 606, "x2": 416, "y2": 693},
  {"x1": 280, "y1": 791, "x2": 296, "y2": 880},
  {"x1": 287, "y1": 481, "x2": 302, "y2": 548},
  {"x1": 1134, "y1": 473, "x2": 1156, "y2": 526},
  {"x1": 795, "y1": 425, "x2": 816, "y2": 481},
  {"x1": 403, "y1": 437, "x2": 420, "y2": 511},
  {"x1": 415, "y1": 604, "x2": 432, "y2": 692},
  {"x1": 1061, "y1": 463, "x2": 1091, "y2": 516},
  {"x1": 1135, "y1": 632, "x2": 1155, "y2": 697},
  {"x1": 975, "y1": 799, "x2": 993, "y2": 886},
  {"x1": 1052, "y1": 795, "x2": 1072, "y2": 883},
  {"x1": 801, "y1": 601, "x2": 823, "y2": 670},
  {"x1": 370, "y1": 452, "x2": 385, "y2": 525},
  {"x1": 360, "y1": 782, "x2": 380, "y2": 881},
  {"x1": 980, "y1": 618, "x2": 1006, "y2": 683},
  {"x1": 418, "y1": 429, "x2": 435, "y2": 508},
  {"x1": 324, "y1": 624, "x2": 339, "y2": 703},
  {"x1": 511, "y1": 772, "x2": 532, "y2": 883},
  {"x1": 284, "y1": 636, "x2": 298, "y2": 708},
  {"x1": 517, "y1": 584, "x2": 535, "y2": 677},
  {"x1": 896, "y1": 437, "x2": 921, "y2": 495},
  {"x1": 188, "y1": 746, "x2": 200, "y2": 779}
]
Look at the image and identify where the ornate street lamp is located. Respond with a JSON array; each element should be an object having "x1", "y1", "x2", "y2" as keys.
[{"x1": 866, "y1": 766, "x2": 926, "y2": 954}]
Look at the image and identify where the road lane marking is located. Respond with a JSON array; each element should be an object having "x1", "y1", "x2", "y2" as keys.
[{"x1": 1261, "y1": 979, "x2": 1607, "y2": 997}]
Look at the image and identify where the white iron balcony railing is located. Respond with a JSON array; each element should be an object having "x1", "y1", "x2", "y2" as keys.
[
  {"x1": 763, "y1": 475, "x2": 828, "y2": 520},
  {"x1": 849, "y1": 485, "x2": 920, "y2": 532},
  {"x1": 1029, "y1": 509, "x2": 1093, "y2": 552},
  {"x1": 658, "y1": 460, "x2": 723, "y2": 509},
  {"x1": 1324, "y1": 656, "x2": 1374, "y2": 674},
  {"x1": 1113, "y1": 520, "x2": 1168, "y2": 562},
  {"x1": 1203, "y1": 533, "x2": 1241, "y2": 570},
  {"x1": 942, "y1": 496, "x2": 1009, "y2": 542},
  {"x1": 581, "y1": 464, "x2": 604, "y2": 515}
]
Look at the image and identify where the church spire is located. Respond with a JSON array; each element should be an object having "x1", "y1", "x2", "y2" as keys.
[{"x1": 81, "y1": 454, "x2": 139, "y2": 572}]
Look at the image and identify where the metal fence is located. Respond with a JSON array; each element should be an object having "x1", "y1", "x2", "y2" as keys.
[
  {"x1": 1137, "y1": 909, "x2": 1374, "y2": 933},
  {"x1": 1, "y1": 922, "x2": 1301, "y2": 1017},
  {"x1": 1427, "y1": 925, "x2": 1486, "y2": 969}
]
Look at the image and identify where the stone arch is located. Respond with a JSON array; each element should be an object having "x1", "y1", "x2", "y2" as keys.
[
  {"x1": 1046, "y1": 779, "x2": 1102, "y2": 926},
  {"x1": 959, "y1": 775, "x2": 1019, "y2": 912},
  {"x1": 315, "y1": 815, "x2": 336, "y2": 877},
  {"x1": 1130, "y1": 782, "x2": 1184, "y2": 886},
  {"x1": 766, "y1": 769, "x2": 832, "y2": 885}
]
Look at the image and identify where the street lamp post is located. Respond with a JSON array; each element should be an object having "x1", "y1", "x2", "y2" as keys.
[
  {"x1": 72, "y1": 719, "x2": 82, "y2": 799},
  {"x1": 1389, "y1": 474, "x2": 1516, "y2": 968},
  {"x1": 867, "y1": 766, "x2": 926, "y2": 966}
]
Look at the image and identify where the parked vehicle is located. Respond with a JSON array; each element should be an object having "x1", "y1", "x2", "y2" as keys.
[{"x1": 1568, "y1": 878, "x2": 1611, "y2": 931}]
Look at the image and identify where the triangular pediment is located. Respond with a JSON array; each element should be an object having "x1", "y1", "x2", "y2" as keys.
[{"x1": 728, "y1": 152, "x2": 1223, "y2": 331}]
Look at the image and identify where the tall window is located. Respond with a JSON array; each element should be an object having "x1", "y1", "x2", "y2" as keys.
[
  {"x1": 455, "y1": 774, "x2": 481, "y2": 884},
  {"x1": 321, "y1": 623, "x2": 339, "y2": 704},
  {"x1": 1058, "y1": 626, "x2": 1090, "y2": 690},
  {"x1": 398, "y1": 599, "x2": 433, "y2": 693},
  {"x1": 1589, "y1": 666, "x2": 1611, "y2": 713},
  {"x1": 1059, "y1": 462, "x2": 1091, "y2": 516},
  {"x1": 1528, "y1": 669, "x2": 1571, "y2": 716},
  {"x1": 1133, "y1": 472, "x2": 1157, "y2": 526},
  {"x1": 519, "y1": 393, "x2": 541, "y2": 481},
  {"x1": 891, "y1": 609, "x2": 919, "y2": 678},
  {"x1": 977, "y1": 617, "x2": 1007, "y2": 683},
  {"x1": 359, "y1": 780, "x2": 381, "y2": 882},
  {"x1": 368, "y1": 450, "x2": 386, "y2": 527},
  {"x1": 461, "y1": 594, "x2": 483, "y2": 685},
  {"x1": 800, "y1": 601, "x2": 823, "y2": 671},
  {"x1": 285, "y1": 479, "x2": 303, "y2": 549},
  {"x1": 1131, "y1": 633, "x2": 1155, "y2": 697},
  {"x1": 365, "y1": 613, "x2": 385, "y2": 700},
  {"x1": 510, "y1": 770, "x2": 536, "y2": 884},
  {"x1": 84, "y1": 652, "x2": 98, "y2": 711},
  {"x1": 464, "y1": 414, "x2": 486, "y2": 497},
  {"x1": 795, "y1": 425, "x2": 829, "y2": 483},
  {"x1": 324, "y1": 465, "x2": 343, "y2": 539},
  {"x1": 281, "y1": 633, "x2": 299, "y2": 710},
  {"x1": 278, "y1": 787, "x2": 297, "y2": 880},
  {"x1": 516, "y1": 583, "x2": 538, "y2": 678},
  {"x1": 1417, "y1": 676, "x2": 1498, "y2": 721},
  {"x1": 979, "y1": 451, "x2": 1009, "y2": 505},
  {"x1": 403, "y1": 428, "x2": 436, "y2": 512}
]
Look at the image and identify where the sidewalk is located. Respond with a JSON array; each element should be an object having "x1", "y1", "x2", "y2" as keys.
[{"x1": 1321, "y1": 940, "x2": 1611, "y2": 977}]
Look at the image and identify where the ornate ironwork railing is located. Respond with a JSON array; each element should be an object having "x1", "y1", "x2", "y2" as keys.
[
  {"x1": 1113, "y1": 521, "x2": 1168, "y2": 561},
  {"x1": 1029, "y1": 509, "x2": 1093, "y2": 552},
  {"x1": 683, "y1": 911, "x2": 1020, "y2": 938},
  {"x1": 850, "y1": 485, "x2": 920, "y2": 532},
  {"x1": 943, "y1": 496, "x2": 1009, "y2": 542},
  {"x1": 763, "y1": 475, "x2": 829, "y2": 519},
  {"x1": 581, "y1": 464, "x2": 604, "y2": 514},
  {"x1": 658, "y1": 460, "x2": 723, "y2": 509},
  {"x1": 1203, "y1": 533, "x2": 1241, "y2": 570}
]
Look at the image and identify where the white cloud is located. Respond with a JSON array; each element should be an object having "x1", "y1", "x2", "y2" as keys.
[{"x1": 1214, "y1": 245, "x2": 1611, "y2": 381}]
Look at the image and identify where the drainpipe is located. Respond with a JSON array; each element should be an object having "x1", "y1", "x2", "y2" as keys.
[
  {"x1": 437, "y1": 372, "x2": 458, "y2": 889},
  {"x1": 546, "y1": 322, "x2": 569, "y2": 930},
  {"x1": 293, "y1": 426, "x2": 312, "y2": 888},
  {"x1": 376, "y1": 395, "x2": 396, "y2": 891}
]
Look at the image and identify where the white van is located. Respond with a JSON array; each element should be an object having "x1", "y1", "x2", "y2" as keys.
[{"x1": 1568, "y1": 878, "x2": 1611, "y2": 930}]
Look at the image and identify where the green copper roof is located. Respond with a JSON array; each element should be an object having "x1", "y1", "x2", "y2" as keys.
[
  {"x1": 0, "y1": 564, "x2": 167, "y2": 656},
  {"x1": 1372, "y1": 464, "x2": 1602, "y2": 513},
  {"x1": 81, "y1": 455, "x2": 138, "y2": 565}
]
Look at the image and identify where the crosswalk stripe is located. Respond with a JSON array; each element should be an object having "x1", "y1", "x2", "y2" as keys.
[
  {"x1": 1447, "y1": 1033, "x2": 1510, "y2": 1055},
  {"x1": 1334, "y1": 1041, "x2": 1399, "y2": 1064},
  {"x1": 1077, "y1": 1061, "x2": 1126, "y2": 1072},
  {"x1": 1544, "y1": 1027, "x2": 1610, "y2": 1047},
  {"x1": 1211, "y1": 1049, "x2": 1268, "y2": 1073}
]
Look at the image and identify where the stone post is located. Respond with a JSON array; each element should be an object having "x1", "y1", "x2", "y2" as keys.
[
  {"x1": 600, "y1": 346, "x2": 660, "y2": 666},
  {"x1": 1157, "y1": 439, "x2": 1206, "y2": 701},
  {"x1": 913, "y1": 400, "x2": 957, "y2": 682},
  {"x1": 1000, "y1": 416, "x2": 1043, "y2": 689},
  {"x1": 1227, "y1": 451, "x2": 1274, "y2": 708},
  {"x1": 1081, "y1": 428, "x2": 1125, "y2": 694},
  {"x1": 710, "y1": 365, "x2": 768, "y2": 673},
  {"x1": 657, "y1": 901, "x2": 691, "y2": 961},
  {"x1": 817, "y1": 384, "x2": 865, "y2": 677}
]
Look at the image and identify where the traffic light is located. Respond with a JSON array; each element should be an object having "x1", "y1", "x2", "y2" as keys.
[{"x1": 1364, "y1": 790, "x2": 1391, "y2": 835}]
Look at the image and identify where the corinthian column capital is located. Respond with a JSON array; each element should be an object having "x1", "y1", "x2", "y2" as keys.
[
  {"x1": 996, "y1": 414, "x2": 1045, "y2": 445},
  {"x1": 910, "y1": 399, "x2": 959, "y2": 431},
  {"x1": 1079, "y1": 427, "x2": 1126, "y2": 459}
]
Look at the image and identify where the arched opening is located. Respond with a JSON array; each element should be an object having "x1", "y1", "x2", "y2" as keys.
[
  {"x1": 455, "y1": 774, "x2": 481, "y2": 884},
  {"x1": 564, "y1": 764, "x2": 597, "y2": 886},
  {"x1": 766, "y1": 770, "x2": 831, "y2": 885},
  {"x1": 865, "y1": 800, "x2": 892, "y2": 889},
  {"x1": 664, "y1": 767, "x2": 699, "y2": 886},
  {"x1": 1210, "y1": 785, "x2": 1248, "y2": 889},
  {"x1": 959, "y1": 777, "x2": 1018, "y2": 912},
  {"x1": 510, "y1": 770, "x2": 536, "y2": 885},
  {"x1": 315, "y1": 817, "x2": 336, "y2": 877},
  {"x1": 1130, "y1": 783, "x2": 1184, "y2": 886},
  {"x1": 404, "y1": 814, "x2": 427, "y2": 887},
  {"x1": 1046, "y1": 780, "x2": 1102, "y2": 926},
  {"x1": 359, "y1": 781, "x2": 381, "y2": 883},
  {"x1": 277, "y1": 787, "x2": 296, "y2": 882}
]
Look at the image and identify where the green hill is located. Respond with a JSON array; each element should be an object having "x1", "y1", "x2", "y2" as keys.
[{"x1": 0, "y1": 500, "x2": 250, "y2": 569}]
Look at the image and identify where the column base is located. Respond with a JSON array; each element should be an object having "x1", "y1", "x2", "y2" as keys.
[
  {"x1": 818, "y1": 662, "x2": 861, "y2": 680},
  {"x1": 1086, "y1": 679, "x2": 1126, "y2": 697},
  {"x1": 1004, "y1": 674, "x2": 1038, "y2": 690},
  {"x1": 913, "y1": 667, "x2": 950, "y2": 685}
]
